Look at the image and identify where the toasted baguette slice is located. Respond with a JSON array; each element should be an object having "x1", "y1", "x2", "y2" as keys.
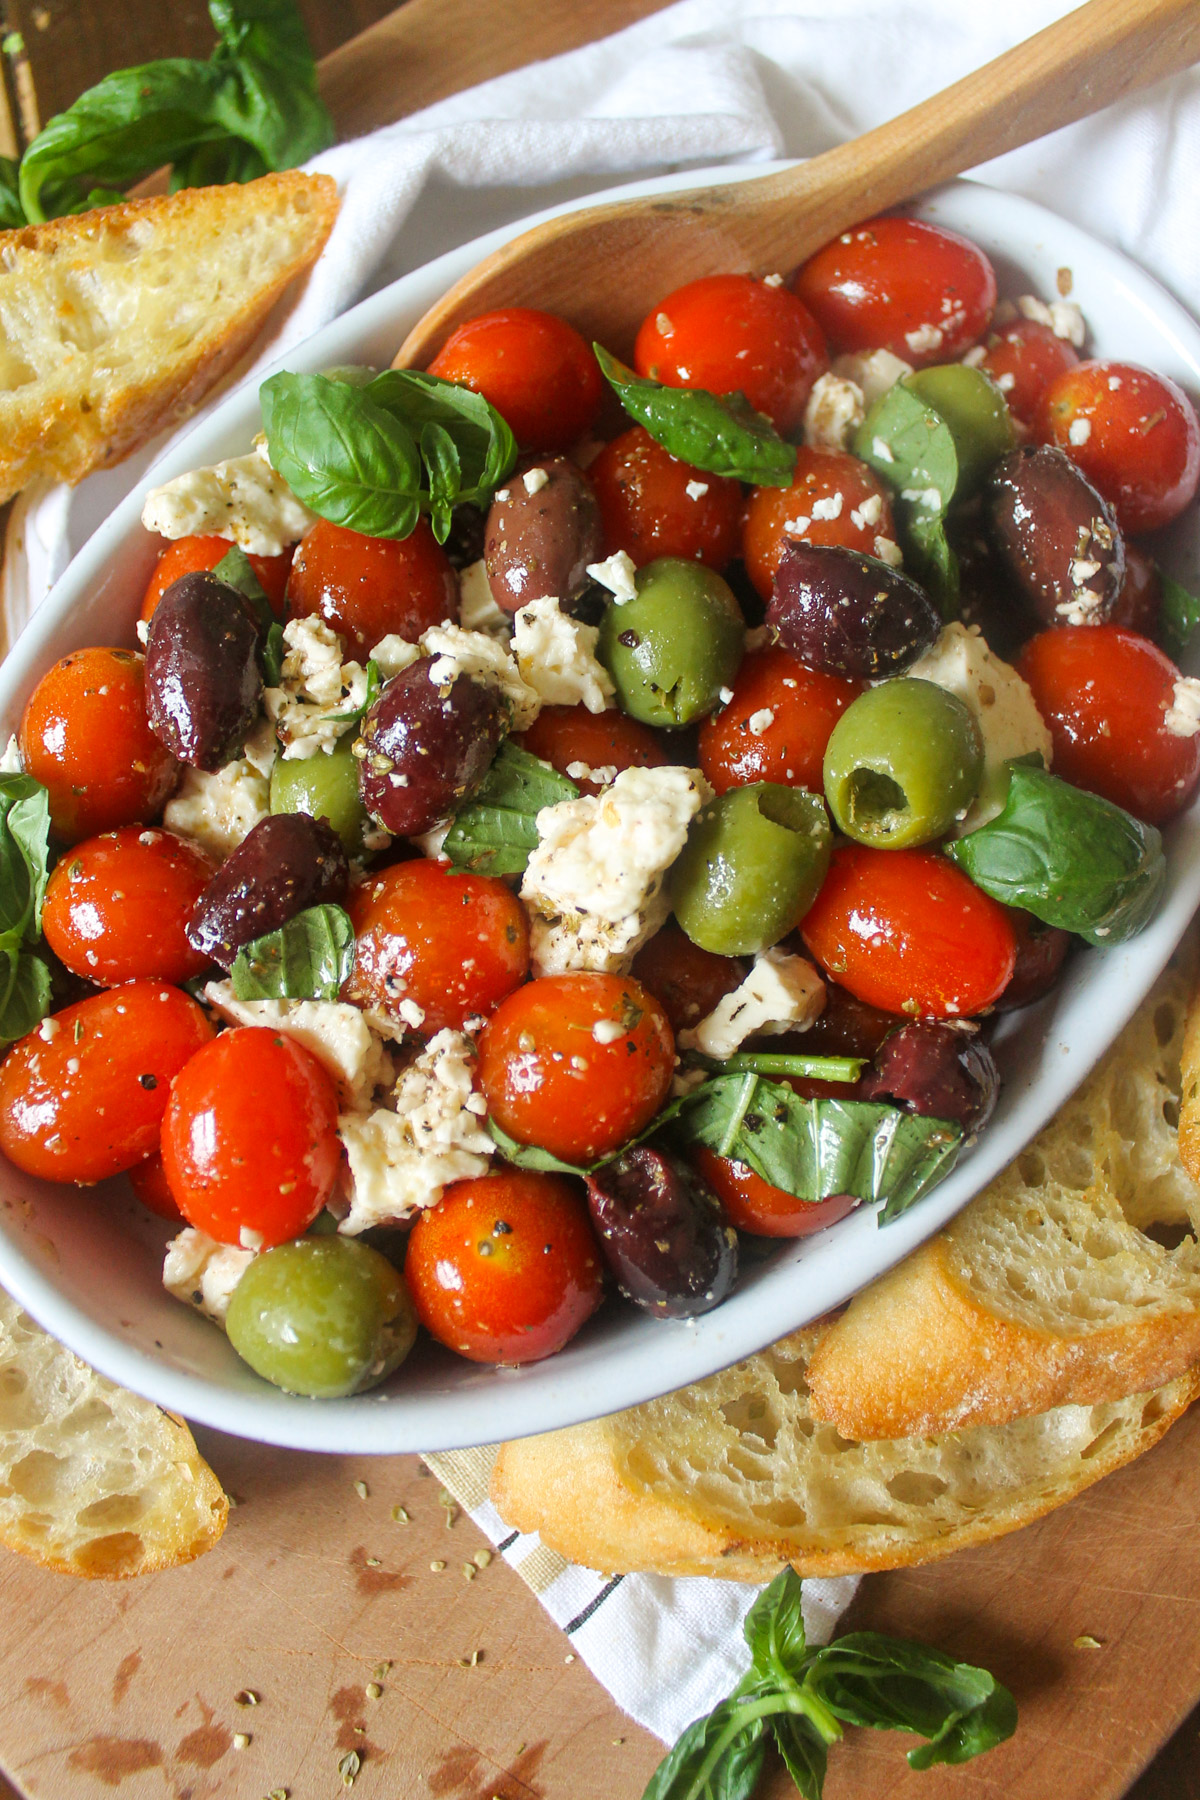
[
  {"x1": 0, "y1": 1285, "x2": 226, "y2": 1577},
  {"x1": 0, "y1": 171, "x2": 338, "y2": 502},
  {"x1": 803, "y1": 943, "x2": 1200, "y2": 1442},
  {"x1": 491, "y1": 1326, "x2": 1200, "y2": 1580}
]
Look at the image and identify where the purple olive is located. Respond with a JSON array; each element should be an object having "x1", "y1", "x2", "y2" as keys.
[
  {"x1": 859, "y1": 1022, "x2": 999, "y2": 1134},
  {"x1": 354, "y1": 660, "x2": 507, "y2": 837},
  {"x1": 485, "y1": 457, "x2": 603, "y2": 613},
  {"x1": 585, "y1": 1145, "x2": 738, "y2": 1319},
  {"x1": 986, "y1": 444, "x2": 1125, "y2": 628},
  {"x1": 144, "y1": 570, "x2": 262, "y2": 770},
  {"x1": 187, "y1": 813, "x2": 348, "y2": 970},
  {"x1": 766, "y1": 541, "x2": 942, "y2": 679}
]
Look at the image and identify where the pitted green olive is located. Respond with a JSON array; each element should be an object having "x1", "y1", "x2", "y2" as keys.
[
  {"x1": 822, "y1": 678, "x2": 983, "y2": 848},
  {"x1": 903, "y1": 364, "x2": 1016, "y2": 495},
  {"x1": 669, "y1": 783, "x2": 832, "y2": 956},
  {"x1": 597, "y1": 557, "x2": 744, "y2": 727},
  {"x1": 270, "y1": 738, "x2": 371, "y2": 854}
]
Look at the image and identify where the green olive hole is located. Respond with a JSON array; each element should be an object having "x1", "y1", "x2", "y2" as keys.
[
  {"x1": 757, "y1": 788, "x2": 816, "y2": 832},
  {"x1": 845, "y1": 768, "x2": 909, "y2": 831}
]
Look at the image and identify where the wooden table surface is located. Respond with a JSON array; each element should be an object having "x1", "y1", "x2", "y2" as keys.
[{"x1": 0, "y1": 3, "x2": 1198, "y2": 1796}]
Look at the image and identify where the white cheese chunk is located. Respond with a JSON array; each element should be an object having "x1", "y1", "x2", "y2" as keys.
[
  {"x1": 457, "y1": 559, "x2": 512, "y2": 639},
  {"x1": 164, "y1": 757, "x2": 271, "y2": 859},
  {"x1": 523, "y1": 466, "x2": 550, "y2": 495},
  {"x1": 904, "y1": 322, "x2": 944, "y2": 356},
  {"x1": 142, "y1": 440, "x2": 316, "y2": 557},
  {"x1": 528, "y1": 891, "x2": 671, "y2": 978},
  {"x1": 420, "y1": 623, "x2": 540, "y2": 730},
  {"x1": 369, "y1": 633, "x2": 421, "y2": 680},
  {"x1": 679, "y1": 950, "x2": 826, "y2": 1059},
  {"x1": 513, "y1": 597, "x2": 615, "y2": 715},
  {"x1": 803, "y1": 372, "x2": 864, "y2": 452},
  {"x1": 587, "y1": 549, "x2": 639, "y2": 605},
  {"x1": 906, "y1": 622, "x2": 1053, "y2": 831},
  {"x1": 163, "y1": 1228, "x2": 255, "y2": 1329},
  {"x1": 204, "y1": 981, "x2": 393, "y2": 1111},
  {"x1": 264, "y1": 616, "x2": 369, "y2": 760},
  {"x1": 1165, "y1": 676, "x2": 1200, "y2": 737},
  {"x1": 0, "y1": 734, "x2": 21, "y2": 773},
  {"x1": 831, "y1": 349, "x2": 913, "y2": 408},
  {"x1": 338, "y1": 1029, "x2": 493, "y2": 1233},
  {"x1": 1015, "y1": 294, "x2": 1087, "y2": 346}
]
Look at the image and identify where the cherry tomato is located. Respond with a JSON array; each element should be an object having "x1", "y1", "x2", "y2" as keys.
[
  {"x1": 406, "y1": 1169, "x2": 603, "y2": 1364},
  {"x1": 161, "y1": 1027, "x2": 341, "y2": 1247},
  {"x1": 285, "y1": 518, "x2": 457, "y2": 660},
  {"x1": 1110, "y1": 543, "x2": 1162, "y2": 638},
  {"x1": 635, "y1": 274, "x2": 828, "y2": 435},
  {"x1": 630, "y1": 919, "x2": 746, "y2": 1034},
  {"x1": 346, "y1": 859, "x2": 529, "y2": 1034},
  {"x1": 741, "y1": 448, "x2": 896, "y2": 601},
  {"x1": 478, "y1": 972, "x2": 674, "y2": 1164},
  {"x1": 1036, "y1": 360, "x2": 1200, "y2": 534},
  {"x1": 691, "y1": 1146, "x2": 858, "y2": 1238},
  {"x1": 427, "y1": 308, "x2": 603, "y2": 452},
  {"x1": 1017, "y1": 625, "x2": 1200, "y2": 824},
  {"x1": 42, "y1": 826, "x2": 215, "y2": 986},
  {"x1": 995, "y1": 907, "x2": 1072, "y2": 1012},
  {"x1": 514, "y1": 703, "x2": 667, "y2": 795},
  {"x1": 589, "y1": 426, "x2": 742, "y2": 569},
  {"x1": 141, "y1": 534, "x2": 292, "y2": 624},
  {"x1": 698, "y1": 646, "x2": 862, "y2": 795},
  {"x1": 801, "y1": 846, "x2": 1017, "y2": 1019},
  {"x1": 128, "y1": 1150, "x2": 184, "y2": 1222},
  {"x1": 792, "y1": 216, "x2": 996, "y2": 365},
  {"x1": 978, "y1": 317, "x2": 1078, "y2": 427},
  {"x1": 20, "y1": 648, "x2": 179, "y2": 844},
  {"x1": 0, "y1": 982, "x2": 213, "y2": 1184}
]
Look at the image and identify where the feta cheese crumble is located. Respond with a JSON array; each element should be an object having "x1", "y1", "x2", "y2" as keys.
[
  {"x1": 747, "y1": 708, "x2": 775, "y2": 735},
  {"x1": 513, "y1": 596, "x2": 615, "y2": 714},
  {"x1": 264, "y1": 617, "x2": 370, "y2": 760},
  {"x1": 587, "y1": 549, "x2": 639, "y2": 605},
  {"x1": 803, "y1": 372, "x2": 864, "y2": 452},
  {"x1": 523, "y1": 466, "x2": 550, "y2": 495},
  {"x1": 1165, "y1": 677, "x2": 1200, "y2": 737},
  {"x1": 1015, "y1": 294, "x2": 1087, "y2": 346},
  {"x1": 904, "y1": 322, "x2": 944, "y2": 356},
  {"x1": 163, "y1": 1228, "x2": 255, "y2": 1328},
  {"x1": 142, "y1": 439, "x2": 316, "y2": 557},
  {"x1": 164, "y1": 757, "x2": 271, "y2": 859},
  {"x1": 1068, "y1": 417, "x2": 1092, "y2": 445},
  {"x1": 832, "y1": 349, "x2": 913, "y2": 408},
  {"x1": 679, "y1": 950, "x2": 826, "y2": 1059},
  {"x1": 457, "y1": 559, "x2": 512, "y2": 638},
  {"x1": 204, "y1": 981, "x2": 394, "y2": 1111},
  {"x1": 685, "y1": 480, "x2": 710, "y2": 501},
  {"x1": 421, "y1": 622, "x2": 540, "y2": 731}
]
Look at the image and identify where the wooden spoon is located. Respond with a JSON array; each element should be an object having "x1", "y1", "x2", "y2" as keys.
[{"x1": 395, "y1": 0, "x2": 1200, "y2": 368}]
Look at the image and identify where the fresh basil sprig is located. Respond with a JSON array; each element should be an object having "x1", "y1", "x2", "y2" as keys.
[
  {"x1": 946, "y1": 761, "x2": 1165, "y2": 947},
  {"x1": 230, "y1": 903, "x2": 355, "y2": 1002},
  {"x1": 212, "y1": 544, "x2": 283, "y2": 684},
  {"x1": 0, "y1": 774, "x2": 53, "y2": 1045},
  {"x1": 644, "y1": 1569, "x2": 1016, "y2": 1800},
  {"x1": 1158, "y1": 566, "x2": 1200, "y2": 661},
  {"x1": 17, "y1": 0, "x2": 331, "y2": 225},
  {"x1": 259, "y1": 369, "x2": 518, "y2": 544},
  {"x1": 853, "y1": 384, "x2": 959, "y2": 618},
  {"x1": 443, "y1": 742, "x2": 579, "y2": 877},
  {"x1": 594, "y1": 345, "x2": 796, "y2": 488}
]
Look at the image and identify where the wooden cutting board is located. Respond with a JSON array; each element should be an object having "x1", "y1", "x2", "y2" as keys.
[{"x1": 0, "y1": 2, "x2": 1198, "y2": 1796}]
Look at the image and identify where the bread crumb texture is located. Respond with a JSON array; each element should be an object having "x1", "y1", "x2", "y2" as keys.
[
  {"x1": 0, "y1": 1284, "x2": 226, "y2": 1577},
  {"x1": 0, "y1": 171, "x2": 338, "y2": 502}
]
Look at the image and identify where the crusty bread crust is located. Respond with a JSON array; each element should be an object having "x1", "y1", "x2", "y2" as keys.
[{"x1": 0, "y1": 171, "x2": 338, "y2": 502}]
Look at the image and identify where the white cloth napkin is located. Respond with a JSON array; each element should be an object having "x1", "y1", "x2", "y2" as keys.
[{"x1": 7, "y1": 0, "x2": 1200, "y2": 1750}]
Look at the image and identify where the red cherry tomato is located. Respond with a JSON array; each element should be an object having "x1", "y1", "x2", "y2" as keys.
[
  {"x1": 141, "y1": 534, "x2": 292, "y2": 623},
  {"x1": 346, "y1": 859, "x2": 529, "y2": 1035},
  {"x1": 634, "y1": 274, "x2": 828, "y2": 435},
  {"x1": 801, "y1": 846, "x2": 1017, "y2": 1019},
  {"x1": 1017, "y1": 626, "x2": 1200, "y2": 825},
  {"x1": 478, "y1": 973, "x2": 674, "y2": 1165},
  {"x1": 691, "y1": 1146, "x2": 858, "y2": 1238},
  {"x1": 20, "y1": 648, "x2": 179, "y2": 845},
  {"x1": 698, "y1": 646, "x2": 863, "y2": 795},
  {"x1": 42, "y1": 826, "x2": 215, "y2": 986},
  {"x1": 129, "y1": 1150, "x2": 184, "y2": 1222},
  {"x1": 427, "y1": 308, "x2": 603, "y2": 453},
  {"x1": 0, "y1": 983, "x2": 213, "y2": 1185},
  {"x1": 978, "y1": 317, "x2": 1079, "y2": 427},
  {"x1": 792, "y1": 217, "x2": 996, "y2": 365},
  {"x1": 514, "y1": 704, "x2": 667, "y2": 795},
  {"x1": 285, "y1": 518, "x2": 457, "y2": 661},
  {"x1": 406, "y1": 1169, "x2": 603, "y2": 1364},
  {"x1": 741, "y1": 448, "x2": 896, "y2": 601},
  {"x1": 589, "y1": 426, "x2": 742, "y2": 569},
  {"x1": 161, "y1": 1027, "x2": 341, "y2": 1247},
  {"x1": 630, "y1": 920, "x2": 746, "y2": 1035},
  {"x1": 1036, "y1": 360, "x2": 1200, "y2": 534}
]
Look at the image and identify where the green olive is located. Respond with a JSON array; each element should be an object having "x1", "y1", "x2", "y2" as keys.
[
  {"x1": 226, "y1": 1237, "x2": 417, "y2": 1398},
  {"x1": 596, "y1": 557, "x2": 745, "y2": 728},
  {"x1": 903, "y1": 364, "x2": 1016, "y2": 495},
  {"x1": 669, "y1": 783, "x2": 832, "y2": 956},
  {"x1": 270, "y1": 738, "x2": 370, "y2": 854},
  {"x1": 822, "y1": 679, "x2": 983, "y2": 849}
]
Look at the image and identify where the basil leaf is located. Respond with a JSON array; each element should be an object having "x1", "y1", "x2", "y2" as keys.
[
  {"x1": 326, "y1": 658, "x2": 381, "y2": 727},
  {"x1": 946, "y1": 762, "x2": 1165, "y2": 947},
  {"x1": 0, "y1": 155, "x2": 25, "y2": 227},
  {"x1": 672, "y1": 1074, "x2": 961, "y2": 1223},
  {"x1": 853, "y1": 384, "x2": 960, "y2": 618},
  {"x1": 1158, "y1": 566, "x2": 1200, "y2": 661},
  {"x1": 230, "y1": 903, "x2": 355, "y2": 1001},
  {"x1": 0, "y1": 775, "x2": 51, "y2": 942},
  {"x1": 642, "y1": 1694, "x2": 769, "y2": 1800},
  {"x1": 206, "y1": 0, "x2": 331, "y2": 174},
  {"x1": 595, "y1": 345, "x2": 795, "y2": 488},
  {"x1": 367, "y1": 369, "x2": 518, "y2": 512},
  {"x1": 444, "y1": 742, "x2": 578, "y2": 877},
  {"x1": 261, "y1": 372, "x2": 423, "y2": 540},
  {"x1": 801, "y1": 1632, "x2": 1016, "y2": 1770},
  {"x1": 744, "y1": 1569, "x2": 807, "y2": 1683},
  {"x1": 771, "y1": 1716, "x2": 827, "y2": 1800},
  {"x1": 0, "y1": 951, "x2": 52, "y2": 1047},
  {"x1": 262, "y1": 621, "x2": 285, "y2": 688},
  {"x1": 487, "y1": 1116, "x2": 593, "y2": 1176}
]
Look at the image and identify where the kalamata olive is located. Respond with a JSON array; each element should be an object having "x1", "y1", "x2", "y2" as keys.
[
  {"x1": 485, "y1": 457, "x2": 604, "y2": 612},
  {"x1": 766, "y1": 541, "x2": 942, "y2": 679},
  {"x1": 144, "y1": 570, "x2": 262, "y2": 770},
  {"x1": 186, "y1": 813, "x2": 349, "y2": 969},
  {"x1": 1110, "y1": 543, "x2": 1162, "y2": 638},
  {"x1": 585, "y1": 1145, "x2": 738, "y2": 1319},
  {"x1": 354, "y1": 659, "x2": 507, "y2": 837},
  {"x1": 949, "y1": 513, "x2": 1040, "y2": 661},
  {"x1": 994, "y1": 907, "x2": 1073, "y2": 1011},
  {"x1": 858, "y1": 1022, "x2": 999, "y2": 1133},
  {"x1": 442, "y1": 501, "x2": 487, "y2": 570},
  {"x1": 784, "y1": 971, "x2": 902, "y2": 1059},
  {"x1": 986, "y1": 444, "x2": 1125, "y2": 628}
]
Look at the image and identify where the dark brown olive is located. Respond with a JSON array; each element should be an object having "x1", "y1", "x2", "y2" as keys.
[
  {"x1": 948, "y1": 511, "x2": 1040, "y2": 662},
  {"x1": 441, "y1": 501, "x2": 487, "y2": 570},
  {"x1": 144, "y1": 570, "x2": 262, "y2": 771},
  {"x1": 485, "y1": 457, "x2": 603, "y2": 613},
  {"x1": 1109, "y1": 542, "x2": 1162, "y2": 638},
  {"x1": 785, "y1": 971, "x2": 903, "y2": 1060},
  {"x1": 585, "y1": 1145, "x2": 738, "y2": 1319},
  {"x1": 186, "y1": 813, "x2": 349, "y2": 970},
  {"x1": 858, "y1": 1022, "x2": 999, "y2": 1133},
  {"x1": 986, "y1": 443, "x2": 1125, "y2": 628},
  {"x1": 994, "y1": 907, "x2": 1073, "y2": 1012},
  {"x1": 766, "y1": 541, "x2": 942, "y2": 679},
  {"x1": 354, "y1": 659, "x2": 507, "y2": 837}
]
